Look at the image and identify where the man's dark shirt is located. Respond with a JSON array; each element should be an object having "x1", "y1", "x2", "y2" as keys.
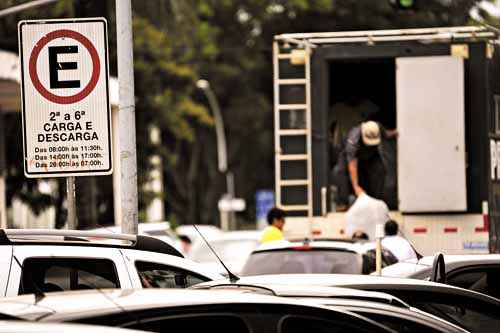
[{"x1": 344, "y1": 125, "x2": 380, "y2": 163}]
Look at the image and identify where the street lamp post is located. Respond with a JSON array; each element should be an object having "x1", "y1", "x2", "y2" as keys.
[{"x1": 196, "y1": 79, "x2": 235, "y2": 231}]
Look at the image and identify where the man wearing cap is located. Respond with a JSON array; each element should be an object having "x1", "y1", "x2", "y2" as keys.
[{"x1": 331, "y1": 121, "x2": 396, "y2": 209}]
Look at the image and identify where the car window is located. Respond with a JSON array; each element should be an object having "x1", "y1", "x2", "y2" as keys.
[
  {"x1": 371, "y1": 289, "x2": 500, "y2": 333},
  {"x1": 278, "y1": 315, "x2": 379, "y2": 333},
  {"x1": 125, "y1": 310, "x2": 384, "y2": 333},
  {"x1": 19, "y1": 258, "x2": 119, "y2": 294},
  {"x1": 77, "y1": 303, "x2": 389, "y2": 333},
  {"x1": 418, "y1": 302, "x2": 500, "y2": 333},
  {"x1": 448, "y1": 270, "x2": 486, "y2": 289},
  {"x1": 129, "y1": 314, "x2": 250, "y2": 333},
  {"x1": 135, "y1": 261, "x2": 207, "y2": 288},
  {"x1": 241, "y1": 250, "x2": 362, "y2": 275},
  {"x1": 448, "y1": 267, "x2": 500, "y2": 299},
  {"x1": 355, "y1": 312, "x2": 442, "y2": 333}
]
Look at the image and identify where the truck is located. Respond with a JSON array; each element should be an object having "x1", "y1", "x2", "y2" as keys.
[{"x1": 273, "y1": 26, "x2": 500, "y2": 255}]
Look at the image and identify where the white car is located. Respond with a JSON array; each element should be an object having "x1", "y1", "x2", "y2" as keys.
[
  {"x1": 380, "y1": 254, "x2": 500, "y2": 299},
  {"x1": 240, "y1": 239, "x2": 398, "y2": 276},
  {"x1": 91, "y1": 222, "x2": 181, "y2": 250},
  {"x1": 0, "y1": 229, "x2": 222, "y2": 297},
  {"x1": 188, "y1": 230, "x2": 261, "y2": 275},
  {"x1": 175, "y1": 224, "x2": 222, "y2": 245}
]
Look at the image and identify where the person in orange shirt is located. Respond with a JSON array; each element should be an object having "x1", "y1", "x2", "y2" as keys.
[{"x1": 261, "y1": 207, "x2": 286, "y2": 243}]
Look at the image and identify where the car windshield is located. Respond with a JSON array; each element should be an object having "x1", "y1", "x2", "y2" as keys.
[
  {"x1": 241, "y1": 250, "x2": 363, "y2": 275},
  {"x1": 191, "y1": 239, "x2": 259, "y2": 263}
]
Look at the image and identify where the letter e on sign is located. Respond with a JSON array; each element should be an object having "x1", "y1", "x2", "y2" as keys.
[{"x1": 18, "y1": 18, "x2": 112, "y2": 178}]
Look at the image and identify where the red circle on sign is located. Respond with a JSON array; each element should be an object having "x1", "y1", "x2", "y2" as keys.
[{"x1": 29, "y1": 29, "x2": 100, "y2": 104}]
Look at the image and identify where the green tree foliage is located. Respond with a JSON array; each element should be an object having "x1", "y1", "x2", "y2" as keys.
[
  {"x1": 180, "y1": 0, "x2": 484, "y2": 225},
  {"x1": 130, "y1": 11, "x2": 213, "y2": 224},
  {"x1": 472, "y1": 1, "x2": 500, "y2": 28}
]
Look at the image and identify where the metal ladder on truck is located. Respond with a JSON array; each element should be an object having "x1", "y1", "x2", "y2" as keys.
[{"x1": 273, "y1": 40, "x2": 313, "y2": 220}]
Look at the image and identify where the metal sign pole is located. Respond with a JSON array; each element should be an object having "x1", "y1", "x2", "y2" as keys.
[
  {"x1": 112, "y1": 108, "x2": 122, "y2": 227},
  {"x1": 66, "y1": 177, "x2": 77, "y2": 229},
  {"x1": 116, "y1": 0, "x2": 139, "y2": 235},
  {"x1": 227, "y1": 171, "x2": 236, "y2": 230}
]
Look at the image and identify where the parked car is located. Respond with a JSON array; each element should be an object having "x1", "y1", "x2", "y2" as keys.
[
  {"x1": 0, "y1": 289, "x2": 394, "y2": 333},
  {"x1": 175, "y1": 224, "x2": 222, "y2": 245},
  {"x1": 240, "y1": 239, "x2": 398, "y2": 276},
  {"x1": 0, "y1": 229, "x2": 221, "y2": 297},
  {"x1": 380, "y1": 254, "x2": 500, "y2": 299},
  {"x1": 91, "y1": 222, "x2": 181, "y2": 250},
  {"x1": 189, "y1": 230, "x2": 261, "y2": 275},
  {"x1": 0, "y1": 321, "x2": 150, "y2": 333},
  {"x1": 199, "y1": 274, "x2": 500, "y2": 333},
  {"x1": 193, "y1": 282, "x2": 467, "y2": 333}
]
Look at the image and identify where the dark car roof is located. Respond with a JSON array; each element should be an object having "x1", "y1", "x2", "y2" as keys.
[
  {"x1": 202, "y1": 274, "x2": 500, "y2": 304},
  {"x1": 195, "y1": 280, "x2": 467, "y2": 333},
  {"x1": 0, "y1": 288, "x2": 390, "y2": 330},
  {"x1": 0, "y1": 289, "x2": 290, "y2": 321}
]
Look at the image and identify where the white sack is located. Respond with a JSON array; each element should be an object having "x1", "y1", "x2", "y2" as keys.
[{"x1": 345, "y1": 193, "x2": 390, "y2": 240}]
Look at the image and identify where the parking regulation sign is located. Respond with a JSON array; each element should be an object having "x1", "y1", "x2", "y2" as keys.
[{"x1": 18, "y1": 18, "x2": 112, "y2": 177}]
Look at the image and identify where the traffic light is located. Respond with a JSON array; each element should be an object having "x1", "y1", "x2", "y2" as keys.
[{"x1": 390, "y1": 0, "x2": 417, "y2": 10}]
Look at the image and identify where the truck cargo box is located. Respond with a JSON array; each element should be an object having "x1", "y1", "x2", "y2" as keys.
[{"x1": 273, "y1": 27, "x2": 500, "y2": 253}]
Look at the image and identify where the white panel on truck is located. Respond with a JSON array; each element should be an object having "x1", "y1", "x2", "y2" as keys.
[{"x1": 396, "y1": 56, "x2": 466, "y2": 212}]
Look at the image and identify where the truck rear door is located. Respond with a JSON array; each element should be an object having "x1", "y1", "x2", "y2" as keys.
[{"x1": 396, "y1": 55, "x2": 466, "y2": 212}]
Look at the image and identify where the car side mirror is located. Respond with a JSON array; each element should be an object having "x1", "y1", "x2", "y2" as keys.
[{"x1": 430, "y1": 252, "x2": 446, "y2": 284}]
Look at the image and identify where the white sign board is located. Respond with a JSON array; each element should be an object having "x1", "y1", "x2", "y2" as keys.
[{"x1": 19, "y1": 18, "x2": 112, "y2": 178}]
